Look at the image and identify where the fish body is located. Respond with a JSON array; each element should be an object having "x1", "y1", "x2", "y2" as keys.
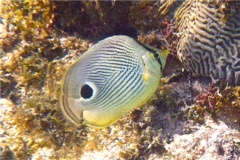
[{"x1": 60, "y1": 35, "x2": 168, "y2": 128}]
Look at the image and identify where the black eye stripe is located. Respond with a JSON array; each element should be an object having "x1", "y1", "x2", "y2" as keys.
[{"x1": 135, "y1": 40, "x2": 163, "y2": 72}]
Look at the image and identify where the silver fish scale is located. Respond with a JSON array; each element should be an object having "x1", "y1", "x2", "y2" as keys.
[
  {"x1": 82, "y1": 37, "x2": 145, "y2": 111},
  {"x1": 175, "y1": 0, "x2": 240, "y2": 85}
]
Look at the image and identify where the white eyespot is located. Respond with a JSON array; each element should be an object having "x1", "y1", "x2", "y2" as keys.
[{"x1": 80, "y1": 82, "x2": 97, "y2": 101}]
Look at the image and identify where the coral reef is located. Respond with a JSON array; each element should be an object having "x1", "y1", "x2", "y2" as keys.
[
  {"x1": 175, "y1": 0, "x2": 240, "y2": 85},
  {"x1": 195, "y1": 84, "x2": 240, "y2": 124},
  {"x1": 0, "y1": 0, "x2": 54, "y2": 51},
  {"x1": 0, "y1": 0, "x2": 240, "y2": 159},
  {"x1": 129, "y1": 1, "x2": 180, "y2": 51},
  {"x1": 53, "y1": 1, "x2": 135, "y2": 39}
]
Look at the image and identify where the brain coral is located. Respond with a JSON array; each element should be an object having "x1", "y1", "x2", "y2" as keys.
[{"x1": 175, "y1": 0, "x2": 240, "y2": 85}]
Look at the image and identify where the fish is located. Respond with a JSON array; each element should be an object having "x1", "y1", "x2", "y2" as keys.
[{"x1": 59, "y1": 35, "x2": 169, "y2": 128}]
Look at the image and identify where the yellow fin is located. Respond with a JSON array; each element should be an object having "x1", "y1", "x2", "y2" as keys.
[
  {"x1": 142, "y1": 72, "x2": 150, "y2": 82},
  {"x1": 141, "y1": 54, "x2": 151, "y2": 82}
]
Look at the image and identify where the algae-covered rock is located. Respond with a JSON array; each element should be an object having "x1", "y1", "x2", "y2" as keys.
[{"x1": 1, "y1": 0, "x2": 240, "y2": 159}]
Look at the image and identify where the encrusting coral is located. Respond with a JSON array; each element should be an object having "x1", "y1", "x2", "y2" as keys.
[{"x1": 0, "y1": 0, "x2": 240, "y2": 159}]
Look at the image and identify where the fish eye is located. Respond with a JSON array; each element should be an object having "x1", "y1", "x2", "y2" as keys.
[{"x1": 81, "y1": 84, "x2": 93, "y2": 99}]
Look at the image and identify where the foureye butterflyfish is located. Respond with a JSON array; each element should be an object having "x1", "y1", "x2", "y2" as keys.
[{"x1": 59, "y1": 35, "x2": 169, "y2": 128}]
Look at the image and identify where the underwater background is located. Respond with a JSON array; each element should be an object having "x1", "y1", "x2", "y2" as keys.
[{"x1": 0, "y1": 0, "x2": 240, "y2": 159}]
